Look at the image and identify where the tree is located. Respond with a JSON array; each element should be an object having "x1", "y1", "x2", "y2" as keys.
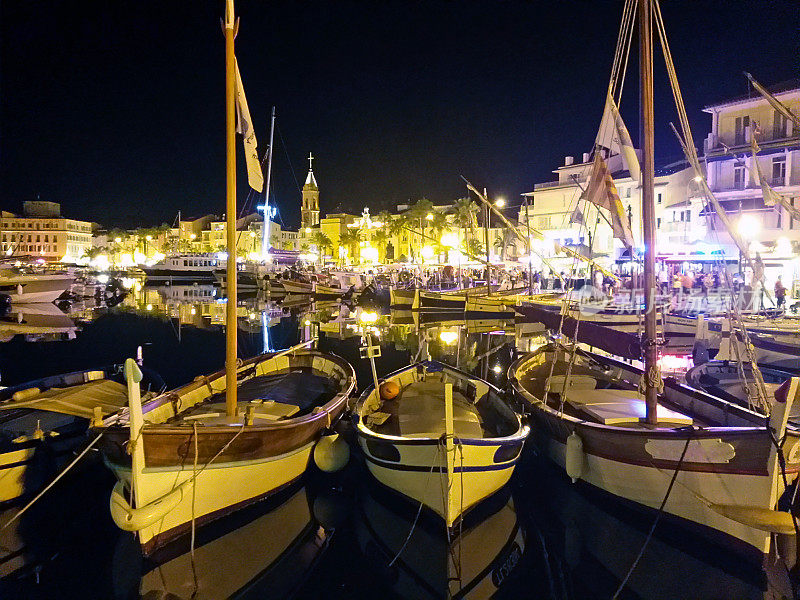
[
  {"x1": 466, "y1": 238, "x2": 484, "y2": 258},
  {"x1": 311, "y1": 231, "x2": 332, "y2": 257},
  {"x1": 454, "y1": 197, "x2": 479, "y2": 252},
  {"x1": 339, "y1": 227, "x2": 362, "y2": 265},
  {"x1": 372, "y1": 230, "x2": 389, "y2": 263}
]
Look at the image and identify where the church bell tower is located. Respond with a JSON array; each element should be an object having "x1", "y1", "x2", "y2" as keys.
[{"x1": 301, "y1": 152, "x2": 320, "y2": 229}]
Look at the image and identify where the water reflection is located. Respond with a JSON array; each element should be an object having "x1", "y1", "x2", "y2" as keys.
[
  {"x1": 355, "y1": 482, "x2": 525, "y2": 600},
  {"x1": 1, "y1": 289, "x2": 797, "y2": 599},
  {"x1": 112, "y1": 485, "x2": 329, "y2": 600}
]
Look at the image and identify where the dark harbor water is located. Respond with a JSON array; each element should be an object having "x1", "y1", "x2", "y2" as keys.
[{"x1": 0, "y1": 289, "x2": 795, "y2": 599}]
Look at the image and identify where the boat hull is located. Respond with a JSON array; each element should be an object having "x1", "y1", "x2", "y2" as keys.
[
  {"x1": 419, "y1": 291, "x2": 465, "y2": 311},
  {"x1": 510, "y1": 348, "x2": 800, "y2": 559},
  {"x1": 0, "y1": 274, "x2": 73, "y2": 304},
  {"x1": 105, "y1": 442, "x2": 314, "y2": 554},
  {"x1": 358, "y1": 436, "x2": 522, "y2": 527},
  {"x1": 389, "y1": 287, "x2": 418, "y2": 309}
]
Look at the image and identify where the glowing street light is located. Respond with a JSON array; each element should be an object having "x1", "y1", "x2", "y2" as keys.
[
  {"x1": 426, "y1": 213, "x2": 434, "y2": 221},
  {"x1": 421, "y1": 245, "x2": 434, "y2": 260},
  {"x1": 441, "y1": 233, "x2": 458, "y2": 248},
  {"x1": 495, "y1": 197, "x2": 506, "y2": 208},
  {"x1": 737, "y1": 214, "x2": 761, "y2": 239},
  {"x1": 359, "y1": 311, "x2": 378, "y2": 324}
]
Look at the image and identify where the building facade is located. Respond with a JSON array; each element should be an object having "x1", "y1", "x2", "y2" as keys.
[
  {"x1": 699, "y1": 81, "x2": 799, "y2": 287},
  {"x1": 1, "y1": 201, "x2": 93, "y2": 262}
]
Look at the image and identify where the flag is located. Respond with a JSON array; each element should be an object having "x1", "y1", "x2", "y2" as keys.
[
  {"x1": 581, "y1": 152, "x2": 635, "y2": 249},
  {"x1": 569, "y1": 206, "x2": 584, "y2": 225},
  {"x1": 234, "y1": 59, "x2": 264, "y2": 192},
  {"x1": 744, "y1": 72, "x2": 800, "y2": 129},
  {"x1": 596, "y1": 92, "x2": 641, "y2": 181}
]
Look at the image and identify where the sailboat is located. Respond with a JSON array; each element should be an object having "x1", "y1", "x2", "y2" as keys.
[
  {"x1": 95, "y1": 1, "x2": 356, "y2": 556},
  {"x1": 510, "y1": 0, "x2": 800, "y2": 561}
]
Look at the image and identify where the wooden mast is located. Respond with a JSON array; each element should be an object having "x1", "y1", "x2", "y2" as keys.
[
  {"x1": 224, "y1": 0, "x2": 238, "y2": 417},
  {"x1": 639, "y1": 0, "x2": 658, "y2": 424}
]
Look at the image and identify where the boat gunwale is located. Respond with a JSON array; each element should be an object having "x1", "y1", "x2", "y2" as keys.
[
  {"x1": 508, "y1": 345, "x2": 798, "y2": 439},
  {"x1": 355, "y1": 360, "x2": 527, "y2": 445},
  {"x1": 99, "y1": 349, "x2": 356, "y2": 433}
]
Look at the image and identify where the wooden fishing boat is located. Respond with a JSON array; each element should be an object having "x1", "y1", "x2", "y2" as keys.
[
  {"x1": 354, "y1": 360, "x2": 528, "y2": 528},
  {"x1": 509, "y1": 343, "x2": 800, "y2": 560},
  {"x1": 96, "y1": 348, "x2": 355, "y2": 554},
  {"x1": 281, "y1": 279, "x2": 313, "y2": 295},
  {"x1": 0, "y1": 365, "x2": 164, "y2": 504},
  {"x1": 418, "y1": 290, "x2": 466, "y2": 311},
  {"x1": 97, "y1": 2, "x2": 357, "y2": 557},
  {"x1": 313, "y1": 282, "x2": 345, "y2": 299},
  {"x1": 685, "y1": 361, "x2": 795, "y2": 423},
  {"x1": 389, "y1": 286, "x2": 419, "y2": 309}
]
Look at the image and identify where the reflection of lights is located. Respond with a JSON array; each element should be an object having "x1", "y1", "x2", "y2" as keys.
[
  {"x1": 439, "y1": 330, "x2": 458, "y2": 345},
  {"x1": 693, "y1": 175, "x2": 703, "y2": 182},
  {"x1": 96, "y1": 274, "x2": 110, "y2": 284},
  {"x1": 359, "y1": 311, "x2": 378, "y2": 324},
  {"x1": 492, "y1": 364, "x2": 502, "y2": 374},
  {"x1": 120, "y1": 277, "x2": 136, "y2": 289},
  {"x1": 658, "y1": 354, "x2": 692, "y2": 373},
  {"x1": 146, "y1": 304, "x2": 153, "y2": 311}
]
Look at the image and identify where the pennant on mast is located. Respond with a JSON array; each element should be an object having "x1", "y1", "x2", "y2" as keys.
[
  {"x1": 581, "y1": 152, "x2": 635, "y2": 249},
  {"x1": 596, "y1": 92, "x2": 641, "y2": 181},
  {"x1": 234, "y1": 60, "x2": 264, "y2": 193}
]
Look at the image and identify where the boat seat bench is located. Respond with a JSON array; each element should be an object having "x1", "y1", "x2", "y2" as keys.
[{"x1": 565, "y1": 388, "x2": 693, "y2": 426}]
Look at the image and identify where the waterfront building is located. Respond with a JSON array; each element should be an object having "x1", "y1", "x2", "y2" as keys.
[
  {"x1": 519, "y1": 152, "x2": 693, "y2": 274},
  {"x1": 1, "y1": 201, "x2": 94, "y2": 263},
  {"x1": 699, "y1": 81, "x2": 800, "y2": 289}
]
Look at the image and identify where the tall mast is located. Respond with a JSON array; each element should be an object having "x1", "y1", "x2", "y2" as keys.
[
  {"x1": 224, "y1": 0, "x2": 238, "y2": 417},
  {"x1": 639, "y1": 0, "x2": 658, "y2": 424},
  {"x1": 261, "y1": 106, "x2": 276, "y2": 258}
]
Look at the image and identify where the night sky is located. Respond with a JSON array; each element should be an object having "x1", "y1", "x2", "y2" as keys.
[{"x1": 1, "y1": 1, "x2": 797, "y2": 229}]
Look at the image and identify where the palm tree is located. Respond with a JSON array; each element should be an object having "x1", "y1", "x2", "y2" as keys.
[
  {"x1": 454, "y1": 197, "x2": 479, "y2": 252},
  {"x1": 372, "y1": 229, "x2": 389, "y2": 263},
  {"x1": 310, "y1": 231, "x2": 332, "y2": 264},
  {"x1": 338, "y1": 227, "x2": 362, "y2": 266}
]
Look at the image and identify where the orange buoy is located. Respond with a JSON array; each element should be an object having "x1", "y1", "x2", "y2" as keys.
[{"x1": 379, "y1": 381, "x2": 400, "y2": 400}]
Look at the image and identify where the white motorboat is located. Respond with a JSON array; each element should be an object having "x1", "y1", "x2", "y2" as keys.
[{"x1": 0, "y1": 268, "x2": 73, "y2": 304}]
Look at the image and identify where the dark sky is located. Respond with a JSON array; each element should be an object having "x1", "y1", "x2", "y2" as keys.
[{"x1": 1, "y1": 1, "x2": 797, "y2": 229}]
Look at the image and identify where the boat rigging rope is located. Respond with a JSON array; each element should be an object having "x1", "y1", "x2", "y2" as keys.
[
  {"x1": 1, "y1": 432, "x2": 105, "y2": 532},
  {"x1": 611, "y1": 430, "x2": 693, "y2": 600}
]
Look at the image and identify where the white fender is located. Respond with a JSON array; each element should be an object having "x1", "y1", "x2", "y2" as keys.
[
  {"x1": 313, "y1": 432, "x2": 350, "y2": 473},
  {"x1": 109, "y1": 480, "x2": 187, "y2": 532},
  {"x1": 565, "y1": 432, "x2": 584, "y2": 483}
]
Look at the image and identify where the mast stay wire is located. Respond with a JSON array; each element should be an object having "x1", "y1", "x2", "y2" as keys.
[{"x1": 653, "y1": 2, "x2": 771, "y2": 408}]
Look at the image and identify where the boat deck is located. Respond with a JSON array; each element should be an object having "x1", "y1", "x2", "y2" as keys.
[
  {"x1": 171, "y1": 370, "x2": 338, "y2": 425},
  {"x1": 371, "y1": 378, "x2": 484, "y2": 439}
]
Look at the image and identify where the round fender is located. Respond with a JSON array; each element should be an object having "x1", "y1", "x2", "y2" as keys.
[{"x1": 109, "y1": 480, "x2": 186, "y2": 532}]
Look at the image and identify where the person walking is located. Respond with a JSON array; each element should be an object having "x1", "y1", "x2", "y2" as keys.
[{"x1": 775, "y1": 276, "x2": 787, "y2": 309}]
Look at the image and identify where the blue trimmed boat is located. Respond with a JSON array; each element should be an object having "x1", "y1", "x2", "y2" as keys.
[{"x1": 354, "y1": 361, "x2": 528, "y2": 528}]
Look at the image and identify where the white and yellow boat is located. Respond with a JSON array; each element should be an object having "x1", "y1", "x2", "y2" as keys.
[{"x1": 355, "y1": 361, "x2": 528, "y2": 528}]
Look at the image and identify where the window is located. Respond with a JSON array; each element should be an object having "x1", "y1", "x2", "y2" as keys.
[
  {"x1": 772, "y1": 156, "x2": 786, "y2": 186},
  {"x1": 657, "y1": 193, "x2": 662, "y2": 204},
  {"x1": 656, "y1": 218, "x2": 661, "y2": 228},
  {"x1": 680, "y1": 211, "x2": 685, "y2": 222},
  {"x1": 734, "y1": 116, "x2": 750, "y2": 145},
  {"x1": 626, "y1": 188, "x2": 631, "y2": 198},
  {"x1": 734, "y1": 165, "x2": 746, "y2": 189},
  {"x1": 774, "y1": 109, "x2": 788, "y2": 139},
  {"x1": 685, "y1": 210, "x2": 691, "y2": 222},
  {"x1": 52, "y1": 235, "x2": 57, "y2": 242}
]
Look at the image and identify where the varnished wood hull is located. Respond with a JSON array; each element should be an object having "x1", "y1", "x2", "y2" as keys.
[
  {"x1": 510, "y1": 347, "x2": 800, "y2": 559},
  {"x1": 97, "y1": 350, "x2": 355, "y2": 554}
]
